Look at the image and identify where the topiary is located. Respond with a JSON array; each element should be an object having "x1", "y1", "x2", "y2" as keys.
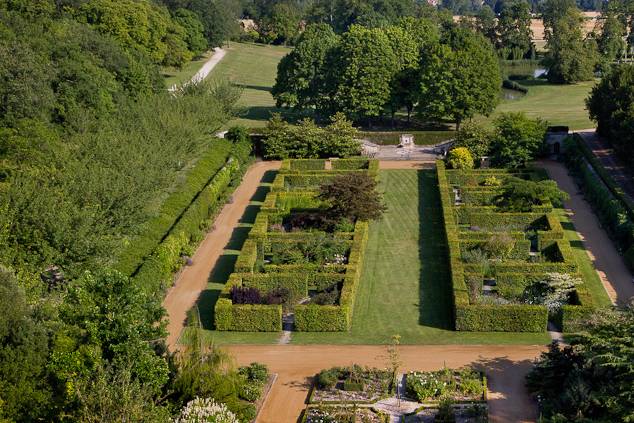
[{"x1": 446, "y1": 147, "x2": 474, "y2": 169}]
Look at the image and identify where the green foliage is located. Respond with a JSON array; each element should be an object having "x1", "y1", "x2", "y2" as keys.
[
  {"x1": 406, "y1": 368, "x2": 485, "y2": 402},
  {"x1": 418, "y1": 27, "x2": 501, "y2": 129},
  {"x1": 452, "y1": 122, "x2": 493, "y2": 160},
  {"x1": 262, "y1": 113, "x2": 360, "y2": 159},
  {"x1": 542, "y1": 0, "x2": 598, "y2": 84},
  {"x1": 0, "y1": 268, "x2": 53, "y2": 422},
  {"x1": 318, "y1": 173, "x2": 386, "y2": 224},
  {"x1": 496, "y1": 177, "x2": 569, "y2": 212},
  {"x1": 272, "y1": 23, "x2": 339, "y2": 110},
  {"x1": 527, "y1": 308, "x2": 634, "y2": 421},
  {"x1": 490, "y1": 112, "x2": 548, "y2": 168},
  {"x1": 496, "y1": 0, "x2": 535, "y2": 60},
  {"x1": 446, "y1": 147, "x2": 474, "y2": 170},
  {"x1": 587, "y1": 64, "x2": 634, "y2": 159}
]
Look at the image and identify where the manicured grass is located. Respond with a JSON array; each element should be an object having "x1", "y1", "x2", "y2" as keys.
[
  {"x1": 481, "y1": 79, "x2": 596, "y2": 130},
  {"x1": 162, "y1": 51, "x2": 214, "y2": 88},
  {"x1": 207, "y1": 42, "x2": 293, "y2": 128},
  {"x1": 557, "y1": 210, "x2": 613, "y2": 309}
]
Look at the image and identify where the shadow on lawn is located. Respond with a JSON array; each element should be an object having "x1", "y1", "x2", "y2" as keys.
[{"x1": 417, "y1": 170, "x2": 453, "y2": 329}]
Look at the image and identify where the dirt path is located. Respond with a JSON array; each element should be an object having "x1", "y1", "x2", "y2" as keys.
[
  {"x1": 226, "y1": 345, "x2": 545, "y2": 423},
  {"x1": 163, "y1": 161, "x2": 280, "y2": 350},
  {"x1": 540, "y1": 159, "x2": 634, "y2": 305}
]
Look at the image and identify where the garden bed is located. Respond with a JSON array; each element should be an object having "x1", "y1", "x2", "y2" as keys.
[
  {"x1": 437, "y1": 161, "x2": 596, "y2": 332},
  {"x1": 302, "y1": 406, "x2": 389, "y2": 423},
  {"x1": 404, "y1": 368, "x2": 486, "y2": 403},
  {"x1": 310, "y1": 365, "x2": 394, "y2": 404},
  {"x1": 214, "y1": 158, "x2": 375, "y2": 332}
]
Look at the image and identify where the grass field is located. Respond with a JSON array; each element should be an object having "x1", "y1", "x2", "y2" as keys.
[
  {"x1": 482, "y1": 79, "x2": 596, "y2": 130},
  {"x1": 162, "y1": 51, "x2": 214, "y2": 88},
  {"x1": 207, "y1": 42, "x2": 293, "y2": 128}
]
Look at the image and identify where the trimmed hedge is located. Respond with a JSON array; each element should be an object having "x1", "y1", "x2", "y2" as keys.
[
  {"x1": 115, "y1": 139, "x2": 234, "y2": 276},
  {"x1": 129, "y1": 139, "x2": 252, "y2": 294},
  {"x1": 215, "y1": 160, "x2": 375, "y2": 332},
  {"x1": 565, "y1": 135, "x2": 634, "y2": 270},
  {"x1": 437, "y1": 161, "x2": 594, "y2": 333}
]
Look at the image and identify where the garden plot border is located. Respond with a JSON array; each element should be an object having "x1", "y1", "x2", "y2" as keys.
[
  {"x1": 436, "y1": 161, "x2": 596, "y2": 332},
  {"x1": 214, "y1": 158, "x2": 375, "y2": 332}
]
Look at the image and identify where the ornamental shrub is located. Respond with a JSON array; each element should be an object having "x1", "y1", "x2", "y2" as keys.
[
  {"x1": 447, "y1": 147, "x2": 474, "y2": 169},
  {"x1": 318, "y1": 173, "x2": 386, "y2": 224},
  {"x1": 317, "y1": 368, "x2": 340, "y2": 389},
  {"x1": 483, "y1": 233, "x2": 515, "y2": 259},
  {"x1": 230, "y1": 286, "x2": 262, "y2": 304}
]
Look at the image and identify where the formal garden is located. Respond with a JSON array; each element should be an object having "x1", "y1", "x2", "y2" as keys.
[
  {"x1": 301, "y1": 365, "x2": 488, "y2": 422},
  {"x1": 214, "y1": 158, "x2": 379, "y2": 332},
  {"x1": 437, "y1": 161, "x2": 597, "y2": 332}
]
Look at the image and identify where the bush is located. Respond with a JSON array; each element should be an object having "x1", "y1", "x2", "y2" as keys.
[
  {"x1": 226, "y1": 126, "x2": 250, "y2": 143},
  {"x1": 447, "y1": 147, "x2": 474, "y2": 169},
  {"x1": 230, "y1": 286, "x2": 262, "y2": 304},
  {"x1": 482, "y1": 176, "x2": 502, "y2": 187},
  {"x1": 318, "y1": 173, "x2": 386, "y2": 224},
  {"x1": 490, "y1": 112, "x2": 548, "y2": 168},
  {"x1": 453, "y1": 122, "x2": 492, "y2": 159},
  {"x1": 483, "y1": 233, "x2": 515, "y2": 259},
  {"x1": 317, "y1": 369, "x2": 340, "y2": 389},
  {"x1": 343, "y1": 380, "x2": 364, "y2": 392}
]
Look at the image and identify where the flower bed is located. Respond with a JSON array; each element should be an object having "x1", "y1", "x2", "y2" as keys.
[
  {"x1": 310, "y1": 365, "x2": 394, "y2": 403},
  {"x1": 405, "y1": 368, "x2": 486, "y2": 403},
  {"x1": 437, "y1": 161, "x2": 595, "y2": 332},
  {"x1": 302, "y1": 406, "x2": 389, "y2": 423},
  {"x1": 214, "y1": 158, "x2": 375, "y2": 332}
]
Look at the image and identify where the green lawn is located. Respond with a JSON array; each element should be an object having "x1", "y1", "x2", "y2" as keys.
[
  {"x1": 481, "y1": 79, "x2": 596, "y2": 130},
  {"x1": 207, "y1": 42, "x2": 293, "y2": 128},
  {"x1": 188, "y1": 169, "x2": 551, "y2": 346},
  {"x1": 162, "y1": 51, "x2": 214, "y2": 88}
]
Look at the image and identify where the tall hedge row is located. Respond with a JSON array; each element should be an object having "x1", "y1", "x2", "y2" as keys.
[
  {"x1": 565, "y1": 135, "x2": 634, "y2": 270},
  {"x1": 120, "y1": 139, "x2": 252, "y2": 294}
]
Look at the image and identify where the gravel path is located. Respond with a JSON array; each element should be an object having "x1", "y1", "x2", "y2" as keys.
[
  {"x1": 226, "y1": 344, "x2": 544, "y2": 423},
  {"x1": 162, "y1": 161, "x2": 280, "y2": 350},
  {"x1": 539, "y1": 159, "x2": 634, "y2": 305},
  {"x1": 169, "y1": 47, "x2": 226, "y2": 91}
]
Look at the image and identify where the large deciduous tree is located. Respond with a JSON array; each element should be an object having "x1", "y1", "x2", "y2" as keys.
[
  {"x1": 326, "y1": 25, "x2": 397, "y2": 121},
  {"x1": 418, "y1": 27, "x2": 501, "y2": 130},
  {"x1": 497, "y1": 0, "x2": 535, "y2": 60},
  {"x1": 272, "y1": 23, "x2": 339, "y2": 111},
  {"x1": 542, "y1": 0, "x2": 597, "y2": 83}
]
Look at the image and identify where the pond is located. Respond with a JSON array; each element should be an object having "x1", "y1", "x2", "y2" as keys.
[
  {"x1": 501, "y1": 61, "x2": 547, "y2": 79},
  {"x1": 501, "y1": 88, "x2": 526, "y2": 101}
]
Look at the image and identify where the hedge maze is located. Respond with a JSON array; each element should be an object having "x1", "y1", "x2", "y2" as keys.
[
  {"x1": 214, "y1": 158, "x2": 377, "y2": 332},
  {"x1": 437, "y1": 161, "x2": 596, "y2": 332}
]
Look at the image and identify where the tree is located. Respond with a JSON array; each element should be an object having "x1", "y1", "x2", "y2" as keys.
[
  {"x1": 526, "y1": 307, "x2": 634, "y2": 421},
  {"x1": 0, "y1": 267, "x2": 53, "y2": 422},
  {"x1": 383, "y1": 25, "x2": 420, "y2": 123},
  {"x1": 542, "y1": 0, "x2": 597, "y2": 83},
  {"x1": 173, "y1": 8, "x2": 209, "y2": 56},
  {"x1": 474, "y1": 5, "x2": 498, "y2": 46},
  {"x1": 490, "y1": 112, "x2": 548, "y2": 167},
  {"x1": 418, "y1": 27, "x2": 501, "y2": 130},
  {"x1": 596, "y1": 8, "x2": 626, "y2": 69},
  {"x1": 587, "y1": 63, "x2": 634, "y2": 157},
  {"x1": 446, "y1": 147, "x2": 475, "y2": 169},
  {"x1": 259, "y1": 2, "x2": 301, "y2": 45},
  {"x1": 326, "y1": 25, "x2": 397, "y2": 121},
  {"x1": 272, "y1": 23, "x2": 339, "y2": 111},
  {"x1": 497, "y1": 0, "x2": 535, "y2": 60},
  {"x1": 453, "y1": 122, "x2": 493, "y2": 159},
  {"x1": 318, "y1": 173, "x2": 386, "y2": 224}
]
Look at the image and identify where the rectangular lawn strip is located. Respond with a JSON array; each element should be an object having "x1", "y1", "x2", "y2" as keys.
[
  {"x1": 291, "y1": 169, "x2": 550, "y2": 345},
  {"x1": 557, "y1": 210, "x2": 612, "y2": 308}
]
